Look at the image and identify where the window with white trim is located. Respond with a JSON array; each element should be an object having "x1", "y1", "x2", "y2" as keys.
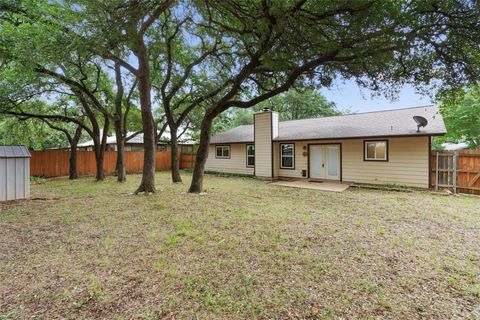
[
  {"x1": 280, "y1": 143, "x2": 295, "y2": 169},
  {"x1": 215, "y1": 145, "x2": 230, "y2": 158},
  {"x1": 246, "y1": 144, "x2": 255, "y2": 167},
  {"x1": 364, "y1": 140, "x2": 388, "y2": 161}
]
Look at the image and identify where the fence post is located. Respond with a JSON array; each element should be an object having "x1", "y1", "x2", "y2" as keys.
[
  {"x1": 435, "y1": 151, "x2": 439, "y2": 191},
  {"x1": 453, "y1": 151, "x2": 457, "y2": 194}
]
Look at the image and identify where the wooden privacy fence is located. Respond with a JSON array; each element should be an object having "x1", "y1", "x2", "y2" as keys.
[
  {"x1": 431, "y1": 150, "x2": 480, "y2": 195},
  {"x1": 30, "y1": 150, "x2": 196, "y2": 178},
  {"x1": 180, "y1": 152, "x2": 196, "y2": 169}
]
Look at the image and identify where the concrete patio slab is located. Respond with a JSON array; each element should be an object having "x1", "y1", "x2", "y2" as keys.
[{"x1": 271, "y1": 180, "x2": 351, "y2": 192}]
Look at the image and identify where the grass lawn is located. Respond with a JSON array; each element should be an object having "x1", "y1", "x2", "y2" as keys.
[{"x1": 1, "y1": 172, "x2": 479, "y2": 319}]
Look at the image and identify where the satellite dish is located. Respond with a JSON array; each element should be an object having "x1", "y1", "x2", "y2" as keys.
[{"x1": 413, "y1": 116, "x2": 428, "y2": 132}]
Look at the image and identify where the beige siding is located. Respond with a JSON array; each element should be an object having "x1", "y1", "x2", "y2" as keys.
[
  {"x1": 343, "y1": 137, "x2": 429, "y2": 187},
  {"x1": 273, "y1": 136, "x2": 430, "y2": 188},
  {"x1": 205, "y1": 144, "x2": 254, "y2": 175},
  {"x1": 254, "y1": 112, "x2": 273, "y2": 178}
]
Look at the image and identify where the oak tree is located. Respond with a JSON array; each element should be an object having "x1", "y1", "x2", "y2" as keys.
[{"x1": 187, "y1": 0, "x2": 480, "y2": 193}]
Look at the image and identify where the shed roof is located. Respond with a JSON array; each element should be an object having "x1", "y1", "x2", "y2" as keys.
[
  {"x1": 0, "y1": 145, "x2": 31, "y2": 158},
  {"x1": 210, "y1": 105, "x2": 446, "y2": 144}
]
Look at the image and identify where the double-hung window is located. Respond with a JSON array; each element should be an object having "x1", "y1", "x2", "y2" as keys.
[
  {"x1": 215, "y1": 145, "x2": 230, "y2": 158},
  {"x1": 280, "y1": 143, "x2": 295, "y2": 169},
  {"x1": 364, "y1": 140, "x2": 388, "y2": 161},
  {"x1": 246, "y1": 144, "x2": 255, "y2": 167}
]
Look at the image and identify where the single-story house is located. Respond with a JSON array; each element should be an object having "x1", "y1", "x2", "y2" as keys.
[
  {"x1": 77, "y1": 131, "x2": 196, "y2": 153},
  {"x1": 206, "y1": 105, "x2": 446, "y2": 188}
]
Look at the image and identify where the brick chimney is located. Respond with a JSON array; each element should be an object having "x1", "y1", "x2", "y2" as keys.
[{"x1": 254, "y1": 108, "x2": 279, "y2": 179}]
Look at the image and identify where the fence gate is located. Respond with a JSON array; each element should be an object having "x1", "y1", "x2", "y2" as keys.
[
  {"x1": 434, "y1": 152, "x2": 457, "y2": 193},
  {"x1": 432, "y1": 150, "x2": 480, "y2": 195}
]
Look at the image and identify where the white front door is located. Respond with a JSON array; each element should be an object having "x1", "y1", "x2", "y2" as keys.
[
  {"x1": 310, "y1": 145, "x2": 325, "y2": 179},
  {"x1": 309, "y1": 144, "x2": 340, "y2": 180}
]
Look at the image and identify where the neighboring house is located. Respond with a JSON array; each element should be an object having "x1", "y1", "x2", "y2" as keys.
[
  {"x1": 206, "y1": 105, "x2": 446, "y2": 188},
  {"x1": 77, "y1": 131, "x2": 196, "y2": 153},
  {"x1": 442, "y1": 142, "x2": 469, "y2": 151}
]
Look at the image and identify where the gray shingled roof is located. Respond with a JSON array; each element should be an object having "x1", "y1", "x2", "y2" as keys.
[
  {"x1": 210, "y1": 106, "x2": 446, "y2": 144},
  {"x1": 0, "y1": 145, "x2": 31, "y2": 158},
  {"x1": 210, "y1": 125, "x2": 254, "y2": 144}
]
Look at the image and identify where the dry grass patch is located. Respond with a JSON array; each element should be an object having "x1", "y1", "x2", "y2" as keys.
[{"x1": 0, "y1": 172, "x2": 479, "y2": 319}]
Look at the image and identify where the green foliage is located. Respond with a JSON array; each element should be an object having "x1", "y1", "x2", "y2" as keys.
[
  {"x1": 210, "y1": 109, "x2": 254, "y2": 136},
  {"x1": 0, "y1": 1, "x2": 144, "y2": 148},
  {"x1": 197, "y1": 0, "x2": 480, "y2": 108},
  {"x1": 203, "y1": 170, "x2": 253, "y2": 178},
  {"x1": 431, "y1": 137, "x2": 445, "y2": 151},
  {"x1": 3, "y1": 0, "x2": 480, "y2": 157},
  {"x1": 30, "y1": 176, "x2": 45, "y2": 182},
  {"x1": 0, "y1": 116, "x2": 68, "y2": 150},
  {"x1": 128, "y1": 108, "x2": 143, "y2": 132},
  {"x1": 208, "y1": 90, "x2": 340, "y2": 135},
  {"x1": 440, "y1": 87, "x2": 480, "y2": 149},
  {"x1": 256, "y1": 89, "x2": 342, "y2": 120},
  {"x1": 0, "y1": 311, "x2": 16, "y2": 320}
]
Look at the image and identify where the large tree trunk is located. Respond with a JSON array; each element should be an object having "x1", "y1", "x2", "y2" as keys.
[
  {"x1": 68, "y1": 126, "x2": 83, "y2": 180},
  {"x1": 114, "y1": 62, "x2": 127, "y2": 183},
  {"x1": 115, "y1": 134, "x2": 127, "y2": 182},
  {"x1": 113, "y1": 111, "x2": 127, "y2": 182},
  {"x1": 93, "y1": 118, "x2": 109, "y2": 181},
  {"x1": 77, "y1": 92, "x2": 108, "y2": 181},
  {"x1": 188, "y1": 116, "x2": 214, "y2": 193},
  {"x1": 92, "y1": 135, "x2": 105, "y2": 181},
  {"x1": 134, "y1": 40, "x2": 156, "y2": 194},
  {"x1": 69, "y1": 147, "x2": 78, "y2": 180},
  {"x1": 170, "y1": 126, "x2": 182, "y2": 183},
  {"x1": 94, "y1": 143, "x2": 105, "y2": 181}
]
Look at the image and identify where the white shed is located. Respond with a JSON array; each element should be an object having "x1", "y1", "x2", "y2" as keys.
[{"x1": 0, "y1": 145, "x2": 31, "y2": 201}]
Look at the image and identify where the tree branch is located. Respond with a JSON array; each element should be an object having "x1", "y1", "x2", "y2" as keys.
[{"x1": 139, "y1": 0, "x2": 175, "y2": 35}]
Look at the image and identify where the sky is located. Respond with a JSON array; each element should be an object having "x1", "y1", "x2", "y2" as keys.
[{"x1": 321, "y1": 79, "x2": 433, "y2": 113}]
